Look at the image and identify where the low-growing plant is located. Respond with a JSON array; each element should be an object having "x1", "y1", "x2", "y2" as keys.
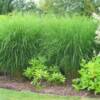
[
  {"x1": 23, "y1": 58, "x2": 66, "y2": 87},
  {"x1": 73, "y1": 56, "x2": 100, "y2": 94},
  {"x1": 24, "y1": 58, "x2": 48, "y2": 86},
  {"x1": 32, "y1": 69, "x2": 49, "y2": 86},
  {"x1": 48, "y1": 72, "x2": 66, "y2": 85}
]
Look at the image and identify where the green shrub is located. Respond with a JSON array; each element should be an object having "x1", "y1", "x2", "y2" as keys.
[
  {"x1": 73, "y1": 56, "x2": 100, "y2": 94},
  {"x1": 84, "y1": 0, "x2": 96, "y2": 15},
  {"x1": 23, "y1": 58, "x2": 66, "y2": 86},
  {"x1": 23, "y1": 58, "x2": 47, "y2": 81},
  {"x1": 47, "y1": 65, "x2": 66, "y2": 85},
  {"x1": 0, "y1": 0, "x2": 13, "y2": 14},
  {"x1": 48, "y1": 72, "x2": 66, "y2": 85}
]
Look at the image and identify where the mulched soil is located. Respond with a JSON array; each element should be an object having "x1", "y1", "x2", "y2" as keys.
[{"x1": 0, "y1": 76, "x2": 100, "y2": 98}]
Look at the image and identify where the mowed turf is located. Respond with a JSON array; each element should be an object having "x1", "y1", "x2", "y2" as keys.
[
  {"x1": 0, "y1": 88, "x2": 79, "y2": 100},
  {"x1": 0, "y1": 88, "x2": 99, "y2": 100}
]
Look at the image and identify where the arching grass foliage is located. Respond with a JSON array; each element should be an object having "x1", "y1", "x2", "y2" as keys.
[{"x1": 0, "y1": 14, "x2": 97, "y2": 77}]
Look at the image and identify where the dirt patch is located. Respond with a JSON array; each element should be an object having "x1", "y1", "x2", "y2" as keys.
[
  {"x1": 0, "y1": 76, "x2": 35, "y2": 91},
  {"x1": 39, "y1": 85, "x2": 87, "y2": 96},
  {"x1": 0, "y1": 76, "x2": 100, "y2": 98}
]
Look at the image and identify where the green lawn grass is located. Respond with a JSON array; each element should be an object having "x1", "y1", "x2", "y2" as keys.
[
  {"x1": 0, "y1": 88, "x2": 79, "y2": 100},
  {"x1": 0, "y1": 88, "x2": 99, "y2": 100}
]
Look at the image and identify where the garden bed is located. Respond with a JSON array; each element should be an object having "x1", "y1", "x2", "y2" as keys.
[{"x1": 0, "y1": 76, "x2": 99, "y2": 98}]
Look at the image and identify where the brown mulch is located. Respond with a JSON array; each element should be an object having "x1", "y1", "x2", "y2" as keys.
[{"x1": 0, "y1": 76, "x2": 100, "y2": 98}]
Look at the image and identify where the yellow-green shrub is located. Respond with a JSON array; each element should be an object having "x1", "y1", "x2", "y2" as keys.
[{"x1": 73, "y1": 56, "x2": 100, "y2": 94}]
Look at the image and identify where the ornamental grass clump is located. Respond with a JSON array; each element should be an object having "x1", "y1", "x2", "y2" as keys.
[
  {"x1": 41, "y1": 16, "x2": 97, "y2": 77},
  {"x1": 0, "y1": 14, "x2": 97, "y2": 78},
  {"x1": 0, "y1": 15, "x2": 43, "y2": 77}
]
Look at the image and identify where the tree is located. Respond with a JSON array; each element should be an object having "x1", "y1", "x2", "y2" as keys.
[
  {"x1": 12, "y1": 0, "x2": 37, "y2": 12},
  {"x1": 35, "y1": 0, "x2": 98, "y2": 15},
  {"x1": 34, "y1": 0, "x2": 85, "y2": 15},
  {"x1": 0, "y1": 0, "x2": 13, "y2": 14},
  {"x1": 84, "y1": 0, "x2": 96, "y2": 15}
]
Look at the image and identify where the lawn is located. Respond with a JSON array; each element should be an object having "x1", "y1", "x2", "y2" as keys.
[
  {"x1": 0, "y1": 88, "x2": 78, "y2": 100},
  {"x1": 0, "y1": 88, "x2": 99, "y2": 100}
]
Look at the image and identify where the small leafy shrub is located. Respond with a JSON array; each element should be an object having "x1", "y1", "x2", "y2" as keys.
[
  {"x1": 48, "y1": 72, "x2": 65, "y2": 85},
  {"x1": 32, "y1": 69, "x2": 49, "y2": 86},
  {"x1": 24, "y1": 58, "x2": 66, "y2": 86},
  {"x1": 73, "y1": 56, "x2": 100, "y2": 94},
  {"x1": 47, "y1": 66, "x2": 66, "y2": 85},
  {"x1": 0, "y1": 0, "x2": 13, "y2": 14},
  {"x1": 24, "y1": 59, "x2": 48, "y2": 86}
]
